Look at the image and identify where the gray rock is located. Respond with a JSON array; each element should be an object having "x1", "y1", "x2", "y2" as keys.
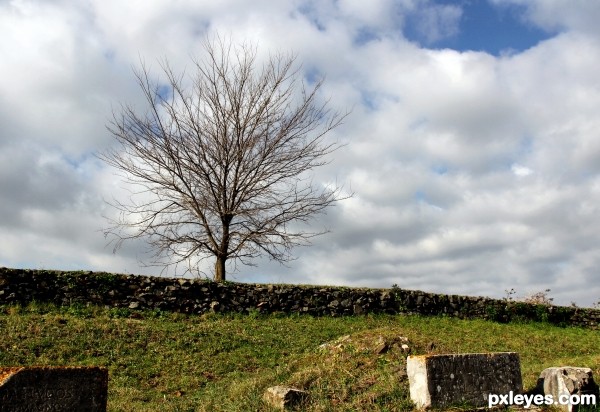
[
  {"x1": 353, "y1": 304, "x2": 365, "y2": 315},
  {"x1": 263, "y1": 386, "x2": 307, "y2": 410},
  {"x1": 374, "y1": 336, "x2": 388, "y2": 354},
  {"x1": 536, "y1": 367, "x2": 599, "y2": 412}
]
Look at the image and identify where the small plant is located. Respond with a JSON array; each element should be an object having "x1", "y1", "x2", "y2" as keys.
[
  {"x1": 504, "y1": 288, "x2": 516, "y2": 302},
  {"x1": 108, "y1": 307, "x2": 132, "y2": 318},
  {"x1": 534, "y1": 304, "x2": 550, "y2": 323},
  {"x1": 522, "y1": 289, "x2": 554, "y2": 306},
  {"x1": 94, "y1": 272, "x2": 122, "y2": 293},
  {"x1": 146, "y1": 308, "x2": 167, "y2": 319},
  {"x1": 246, "y1": 308, "x2": 262, "y2": 319},
  {"x1": 61, "y1": 302, "x2": 94, "y2": 318},
  {"x1": 485, "y1": 304, "x2": 501, "y2": 322}
]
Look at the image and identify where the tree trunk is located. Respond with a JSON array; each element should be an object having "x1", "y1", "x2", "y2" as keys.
[
  {"x1": 215, "y1": 217, "x2": 231, "y2": 282},
  {"x1": 214, "y1": 255, "x2": 226, "y2": 282}
]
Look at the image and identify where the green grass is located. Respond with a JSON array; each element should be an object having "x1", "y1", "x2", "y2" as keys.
[{"x1": 0, "y1": 302, "x2": 598, "y2": 411}]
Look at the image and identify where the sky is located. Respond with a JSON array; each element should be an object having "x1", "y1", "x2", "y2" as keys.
[{"x1": 2, "y1": 0, "x2": 600, "y2": 307}]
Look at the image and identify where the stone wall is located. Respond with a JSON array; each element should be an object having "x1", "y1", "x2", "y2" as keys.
[{"x1": 0, "y1": 267, "x2": 598, "y2": 329}]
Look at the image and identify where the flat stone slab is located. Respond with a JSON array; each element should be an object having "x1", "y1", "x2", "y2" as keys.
[
  {"x1": 407, "y1": 352, "x2": 522, "y2": 409},
  {"x1": 0, "y1": 366, "x2": 108, "y2": 412}
]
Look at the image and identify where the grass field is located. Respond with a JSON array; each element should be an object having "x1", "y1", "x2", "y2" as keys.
[{"x1": 0, "y1": 302, "x2": 598, "y2": 411}]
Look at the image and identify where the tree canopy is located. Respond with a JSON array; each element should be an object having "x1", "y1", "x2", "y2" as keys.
[{"x1": 101, "y1": 37, "x2": 347, "y2": 281}]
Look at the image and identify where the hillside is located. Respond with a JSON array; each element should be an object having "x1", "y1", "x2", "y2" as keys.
[{"x1": 1, "y1": 302, "x2": 598, "y2": 411}]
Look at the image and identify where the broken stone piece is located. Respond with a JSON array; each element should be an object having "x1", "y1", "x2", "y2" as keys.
[
  {"x1": 263, "y1": 386, "x2": 308, "y2": 410},
  {"x1": 374, "y1": 336, "x2": 388, "y2": 354},
  {"x1": 210, "y1": 301, "x2": 220, "y2": 312},
  {"x1": 536, "y1": 367, "x2": 599, "y2": 412}
]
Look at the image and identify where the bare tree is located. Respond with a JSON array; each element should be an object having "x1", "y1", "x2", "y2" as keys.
[{"x1": 100, "y1": 37, "x2": 347, "y2": 282}]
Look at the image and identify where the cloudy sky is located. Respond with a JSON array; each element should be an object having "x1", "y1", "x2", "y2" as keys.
[{"x1": 2, "y1": 0, "x2": 600, "y2": 307}]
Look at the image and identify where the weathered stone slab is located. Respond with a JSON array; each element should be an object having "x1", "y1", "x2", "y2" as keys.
[
  {"x1": 263, "y1": 386, "x2": 307, "y2": 410},
  {"x1": 0, "y1": 366, "x2": 108, "y2": 412},
  {"x1": 407, "y1": 352, "x2": 522, "y2": 409},
  {"x1": 536, "y1": 367, "x2": 599, "y2": 412}
]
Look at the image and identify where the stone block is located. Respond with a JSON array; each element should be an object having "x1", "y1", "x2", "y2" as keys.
[
  {"x1": 0, "y1": 366, "x2": 108, "y2": 412},
  {"x1": 263, "y1": 386, "x2": 307, "y2": 410},
  {"x1": 407, "y1": 352, "x2": 522, "y2": 409},
  {"x1": 536, "y1": 367, "x2": 599, "y2": 412}
]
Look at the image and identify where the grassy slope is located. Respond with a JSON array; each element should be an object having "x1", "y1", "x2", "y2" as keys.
[{"x1": 0, "y1": 303, "x2": 598, "y2": 411}]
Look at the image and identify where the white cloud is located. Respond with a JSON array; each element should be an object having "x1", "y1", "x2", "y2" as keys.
[
  {"x1": 493, "y1": 0, "x2": 600, "y2": 36},
  {"x1": 410, "y1": 2, "x2": 462, "y2": 44},
  {"x1": 511, "y1": 164, "x2": 533, "y2": 177},
  {"x1": 1, "y1": 0, "x2": 600, "y2": 307}
]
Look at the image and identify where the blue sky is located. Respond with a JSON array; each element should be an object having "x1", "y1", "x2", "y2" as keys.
[
  {"x1": 1, "y1": 0, "x2": 600, "y2": 307},
  {"x1": 416, "y1": 0, "x2": 557, "y2": 54}
]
